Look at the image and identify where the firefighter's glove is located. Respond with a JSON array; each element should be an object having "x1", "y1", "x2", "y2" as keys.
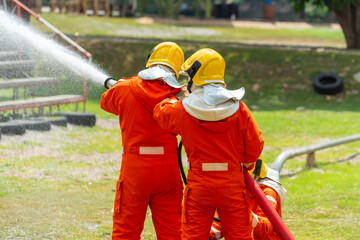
[
  {"x1": 252, "y1": 212, "x2": 259, "y2": 228},
  {"x1": 175, "y1": 85, "x2": 189, "y2": 100},
  {"x1": 248, "y1": 158, "x2": 268, "y2": 180}
]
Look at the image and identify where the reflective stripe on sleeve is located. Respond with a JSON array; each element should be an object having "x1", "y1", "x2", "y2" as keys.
[
  {"x1": 266, "y1": 195, "x2": 277, "y2": 205},
  {"x1": 169, "y1": 99, "x2": 178, "y2": 104}
]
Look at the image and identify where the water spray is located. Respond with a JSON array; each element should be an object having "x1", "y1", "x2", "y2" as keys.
[
  {"x1": 0, "y1": 8, "x2": 110, "y2": 86},
  {"x1": 9, "y1": 0, "x2": 92, "y2": 60}
]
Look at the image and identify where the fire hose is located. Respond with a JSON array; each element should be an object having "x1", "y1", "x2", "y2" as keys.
[
  {"x1": 177, "y1": 141, "x2": 187, "y2": 186},
  {"x1": 177, "y1": 141, "x2": 295, "y2": 240},
  {"x1": 243, "y1": 168, "x2": 295, "y2": 240}
]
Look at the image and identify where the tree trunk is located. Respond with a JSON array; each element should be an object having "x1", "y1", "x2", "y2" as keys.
[
  {"x1": 333, "y1": 3, "x2": 360, "y2": 49},
  {"x1": 205, "y1": 0, "x2": 211, "y2": 19},
  {"x1": 174, "y1": 0, "x2": 182, "y2": 19},
  {"x1": 194, "y1": 0, "x2": 200, "y2": 18},
  {"x1": 139, "y1": 0, "x2": 148, "y2": 16},
  {"x1": 165, "y1": 0, "x2": 171, "y2": 17},
  {"x1": 155, "y1": 0, "x2": 163, "y2": 16}
]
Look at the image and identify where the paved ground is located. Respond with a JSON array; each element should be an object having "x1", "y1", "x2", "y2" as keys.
[
  {"x1": 135, "y1": 16, "x2": 341, "y2": 30},
  {"x1": 42, "y1": 6, "x2": 340, "y2": 30},
  {"x1": 38, "y1": 6, "x2": 352, "y2": 51}
]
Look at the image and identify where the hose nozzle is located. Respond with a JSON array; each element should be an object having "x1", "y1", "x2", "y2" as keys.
[{"x1": 104, "y1": 77, "x2": 117, "y2": 89}]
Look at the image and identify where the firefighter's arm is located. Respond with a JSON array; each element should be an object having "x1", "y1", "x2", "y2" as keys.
[
  {"x1": 238, "y1": 102, "x2": 264, "y2": 167},
  {"x1": 100, "y1": 80, "x2": 126, "y2": 116},
  {"x1": 253, "y1": 187, "x2": 281, "y2": 238},
  {"x1": 262, "y1": 187, "x2": 280, "y2": 211},
  {"x1": 153, "y1": 97, "x2": 180, "y2": 131},
  {"x1": 253, "y1": 214, "x2": 273, "y2": 238},
  {"x1": 174, "y1": 84, "x2": 189, "y2": 101}
]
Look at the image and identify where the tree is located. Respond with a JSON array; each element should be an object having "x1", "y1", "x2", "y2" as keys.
[
  {"x1": 154, "y1": 0, "x2": 182, "y2": 18},
  {"x1": 194, "y1": 0, "x2": 211, "y2": 19},
  {"x1": 292, "y1": 0, "x2": 360, "y2": 49},
  {"x1": 139, "y1": 0, "x2": 149, "y2": 16},
  {"x1": 174, "y1": 0, "x2": 183, "y2": 19},
  {"x1": 194, "y1": 0, "x2": 201, "y2": 18},
  {"x1": 205, "y1": 0, "x2": 211, "y2": 19},
  {"x1": 165, "y1": 0, "x2": 172, "y2": 16}
]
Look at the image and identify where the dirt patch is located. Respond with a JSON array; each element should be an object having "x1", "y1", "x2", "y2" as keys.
[
  {"x1": 0, "y1": 168, "x2": 64, "y2": 181},
  {"x1": 96, "y1": 118, "x2": 119, "y2": 129},
  {"x1": 0, "y1": 126, "x2": 65, "y2": 159},
  {"x1": 115, "y1": 25, "x2": 219, "y2": 38},
  {"x1": 0, "y1": 119, "x2": 122, "y2": 181},
  {"x1": 69, "y1": 152, "x2": 122, "y2": 165},
  {"x1": 136, "y1": 16, "x2": 341, "y2": 30}
]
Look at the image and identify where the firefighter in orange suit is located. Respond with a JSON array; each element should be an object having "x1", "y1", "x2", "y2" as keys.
[
  {"x1": 250, "y1": 167, "x2": 287, "y2": 240},
  {"x1": 100, "y1": 42, "x2": 184, "y2": 240},
  {"x1": 153, "y1": 48, "x2": 264, "y2": 240},
  {"x1": 209, "y1": 164, "x2": 287, "y2": 240}
]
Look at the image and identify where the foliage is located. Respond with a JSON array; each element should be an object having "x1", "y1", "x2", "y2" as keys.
[
  {"x1": 304, "y1": 2, "x2": 330, "y2": 22},
  {"x1": 292, "y1": 0, "x2": 360, "y2": 11},
  {"x1": 291, "y1": 0, "x2": 360, "y2": 49}
]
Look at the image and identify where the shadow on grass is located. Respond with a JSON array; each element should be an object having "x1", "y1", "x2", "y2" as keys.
[
  {"x1": 319, "y1": 152, "x2": 360, "y2": 166},
  {"x1": 281, "y1": 152, "x2": 360, "y2": 178}
]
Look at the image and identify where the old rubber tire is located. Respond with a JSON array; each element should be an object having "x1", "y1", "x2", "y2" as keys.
[
  {"x1": 56, "y1": 112, "x2": 96, "y2": 127},
  {"x1": 46, "y1": 116, "x2": 67, "y2": 127},
  {"x1": 0, "y1": 121, "x2": 26, "y2": 135},
  {"x1": 17, "y1": 118, "x2": 51, "y2": 131},
  {"x1": 313, "y1": 73, "x2": 343, "y2": 95}
]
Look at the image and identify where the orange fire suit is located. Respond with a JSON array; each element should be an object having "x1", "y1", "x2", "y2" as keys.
[
  {"x1": 154, "y1": 99, "x2": 264, "y2": 240},
  {"x1": 100, "y1": 76, "x2": 183, "y2": 240},
  {"x1": 250, "y1": 186, "x2": 282, "y2": 240},
  {"x1": 210, "y1": 186, "x2": 282, "y2": 240}
]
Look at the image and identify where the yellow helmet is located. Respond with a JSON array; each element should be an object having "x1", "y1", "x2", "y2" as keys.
[
  {"x1": 146, "y1": 42, "x2": 184, "y2": 78},
  {"x1": 181, "y1": 48, "x2": 226, "y2": 87},
  {"x1": 248, "y1": 155, "x2": 268, "y2": 179}
]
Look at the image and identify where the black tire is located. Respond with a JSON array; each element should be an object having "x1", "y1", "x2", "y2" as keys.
[
  {"x1": 46, "y1": 116, "x2": 67, "y2": 127},
  {"x1": 17, "y1": 118, "x2": 51, "y2": 131},
  {"x1": 313, "y1": 73, "x2": 344, "y2": 95},
  {"x1": 56, "y1": 112, "x2": 96, "y2": 127},
  {"x1": 0, "y1": 121, "x2": 26, "y2": 135},
  {"x1": 0, "y1": 114, "x2": 10, "y2": 123}
]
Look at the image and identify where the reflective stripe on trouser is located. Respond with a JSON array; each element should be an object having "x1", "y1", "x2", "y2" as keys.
[
  {"x1": 112, "y1": 154, "x2": 182, "y2": 240},
  {"x1": 181, "y1": 171, "x2": 253, "y2": 240}
]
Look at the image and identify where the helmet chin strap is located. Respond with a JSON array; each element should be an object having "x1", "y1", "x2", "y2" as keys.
[
  {"x1": 185, "y1": 60, "x2": 201, "y2": 94},
  {"x1": 146, "y1": 47, "x2": 155, "y2": 64},
  {"x1": 187, "y1": 79, "x2": 193, "y2": 94}
]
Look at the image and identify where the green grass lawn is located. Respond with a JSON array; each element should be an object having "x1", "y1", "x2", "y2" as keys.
[
  {"x1": 1, "y1": 102, "x2": 359, "y2": 239},
  {"x1": 32, "y1": 13, "x2": 346, "y2": 48},
  {"x1": 0, "y1": 14, "x2": 359, "y2": 240}
]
